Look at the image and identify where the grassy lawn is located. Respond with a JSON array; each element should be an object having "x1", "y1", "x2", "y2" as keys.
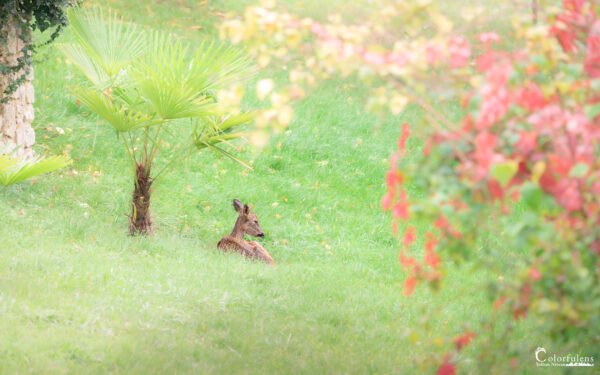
[{"x1": 0, "y1": 1, "x2": 557, "y2": 374}]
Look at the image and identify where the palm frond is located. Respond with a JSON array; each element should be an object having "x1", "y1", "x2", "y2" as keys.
[
  {"x1": 63, "y1": 8, "x2": 147, "y2": 82},
  {"x1": 130, "y1": 33, "x2": 217, "y2": 120},
  {"x1": 194, "y1": 112, "x2": 255, "y2": 145},
  {"x1": 59, "y1": 7, "x2": 256, "y2": 177},
  {"x1": 0, "y1": 155, "x2": 71, "y2": 186},
  {"x1": 0, "y1": 155, "x2": 18, "y2": 172},
  {"x1": 205, "y1": 143, "x2": 253, "y2": 170},
  {"x1": 218, "y1": 111, "x2": 256, "y2": 132},
  {"x1": 196, "y1": 132, "x2": 246, "y2": 149},
  {"x1": 58, "y1": 43, "x2": 111, "y2": 87},
  {"x1": 74, "y1": 87, "x2": 154, "y2": 132},
  {"x1": 193, "y1": 112, "x2": 255, "y2": 168},
  {"x1": 189, "y1": 41, "x2": 255, "y2": 92},
  {"x1": 61, "y1": 9, "x2": 255, "y2": 125}
]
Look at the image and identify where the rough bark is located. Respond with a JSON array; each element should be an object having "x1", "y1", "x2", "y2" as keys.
[
  {"x1": 129, "y1": 164, "x2": 153, "y2": 235},
  {"x1": 0, "y1": 15, "x2": 35, "y2": 158}
]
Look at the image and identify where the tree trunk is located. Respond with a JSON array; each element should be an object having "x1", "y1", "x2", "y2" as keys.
[
  {"x1": 129, "y1": 164, "x2": 153, "y2": 235},
  {"x1": 0, "y1": 15, "x2": 35, "y2": 158}
]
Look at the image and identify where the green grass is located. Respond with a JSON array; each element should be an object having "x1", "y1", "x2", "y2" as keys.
[{"x1": 0, "y1": 1, "x2": 565, "y2": 374}]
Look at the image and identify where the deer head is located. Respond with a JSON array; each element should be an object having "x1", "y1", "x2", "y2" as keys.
[{"x1": 231, "y1": 199, "x2": 264, "y2": 238}]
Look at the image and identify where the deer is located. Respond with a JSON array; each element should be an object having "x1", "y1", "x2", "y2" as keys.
[{"x1": 217, "y1": 199, "x2": 275, "y2": 265}]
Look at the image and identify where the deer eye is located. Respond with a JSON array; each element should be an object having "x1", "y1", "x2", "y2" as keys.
[{"x1": 254, "y1": 220, "x2": 259, "y2": 224}]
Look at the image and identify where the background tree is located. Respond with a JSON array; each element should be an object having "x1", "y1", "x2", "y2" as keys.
[{"x1": 1, "y1": 0, "x2": 76, "y2": 157}]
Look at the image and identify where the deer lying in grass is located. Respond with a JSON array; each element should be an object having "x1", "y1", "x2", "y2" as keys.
[{"x1": 217, "y1": 199, "x2": 275, "y2": 265}]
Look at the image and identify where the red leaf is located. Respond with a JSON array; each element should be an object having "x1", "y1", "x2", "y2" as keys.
[
  {"x1": 362, "y1": 51, "x2": 386, "y2": 66},
  {"x1": 450, "y1": 229, "x2": 463, "y2": 239},
  {"x1": 538, "y1": 169, "x2": 558, "y2": 194},
  {"x1": 539, "y1": 156, "x2": 583, "y2": 212},
  {"x1": 425, "y1": 251, "x2": 441, "y2": 269},
  {"x1": 473, "y1": 131, "x2": 498, "y2": 180},
  {"x1": 426, "y1": 42, "x2": 444, "y2": 65},
  {"x1": 584, "y1": 22, "x2": 600, "y2": 78},
  {"x1": 551, "y1": 0, "x2": 588, "y2": 53},
  {"x1": 448, "y1": 36, "x2": 471, "y2": 68},
  {"x1": 435, "y1": 215, "x2": 449, "y2": 230},
  {"x1": 390, "y1": 190, "x2": 409, "y2": 219},
  {"x1": 493, "y1": 296, "x2": 507, "y2": 310},
  {"x1": 425, "y1": 232, "x2": 438, "y2": 252},
  {"x1": 513, "y1": 307, "x2": 528, "y2": 320},
  {"x1": 511, "y1": 358, "x2": 519, "y2": 369},
  {"x1": 392, "y1": 200, "x2": 409, "y2": 219},
  {"x1": 476, "y1": 52, "x2": 496, "y2": 72},
  {"x1": 514, "y1": 131, "x2": 538, "y2": 155},
  {"x1": 479, "y1": 32, "x2": 501, "y2": 45},
  {"x1": 403, "y1": 226, "x2": 416, "y2": 247},
  {"x1": 513, "y1": 284, "x2": 532, "y2": 320},
  {"x1": 403, "y1": 276, "x2": 417, "y2": 296},
  {"x1": 475, "y1": 130, "x2": 498, "y2": 151},
  {"x1": 381, "y1": 190, "x2": 394, "y2": 210},
  {"x1": 557, "y1": 180, "x2": 583, "y2": 212},
  {"x1": 454, "y1": 331, "x2": 476, "y2": 351},
  {"x1": 310, "y1": 23, "x2": 328, "y2": 39},
  {"x1": 391, "y1": 220, "x2": 399, "y2": 236},
  {"x1": 461, "y1": 115, "x2": 474, "y2": 132},
  {"x1": 564, "y1": 0, "x2": 586, "y2": 12},
  {"x1": 552, "y1": 20, "x2": 577, "y2": 53},
  {"x1": 424, "y1": 232, "x2": 441, "y2": 269},
  {"x1": 591, "y1": 240, "x2": 600, "y2": 255},
  {"x1": 437, "y1": 357, "x2": 456, "y2": 375},
  {"x1": 516, "y1": 83, "x2": 547, "y2": 111},
  {"x1": 476, "y1": 63, "x2": 512, "y2": 129},
  {"x1": 398, "y1": 251, "x2": 416, "y2": 269},
  {"x1": 461, "y1": 94, "x2": 473, "y2": 109},
  {"x1": 386, "y1": 170, "x2": 403, "y2": 188},
  {"x1": 488, "y1": 179, "x2": 505, "y2": 200},
  {"x1": 398, "y1": 123, "x2": 411, "y2": 151},
  {"x1": 529, "y1": 267, "x2": 542, "y2": 281}
]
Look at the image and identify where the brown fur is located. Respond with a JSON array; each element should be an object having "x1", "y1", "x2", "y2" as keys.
[{"x1": 217, "y1": 199, "x2": 274, "y2": 265}]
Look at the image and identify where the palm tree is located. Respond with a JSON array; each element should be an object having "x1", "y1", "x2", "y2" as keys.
[{"x1": 60, "y1": 9, "x2": 256, "y2": 235}]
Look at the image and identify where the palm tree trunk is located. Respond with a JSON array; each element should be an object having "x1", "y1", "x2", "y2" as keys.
[
  {"x1": 129, "y1": 163, "x2": 153, "y2": 235},
  {"x1": 0, "y1": 15, "x2": 35, "y2": 157}
]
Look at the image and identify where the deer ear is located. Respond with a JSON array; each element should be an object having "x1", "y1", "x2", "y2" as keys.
[
  {"x1": 233, "y1": 199, "x2": 243, "y2": 212},
  {"x1": 243, "y1": 204, "x2": 250, "y2": 215}
]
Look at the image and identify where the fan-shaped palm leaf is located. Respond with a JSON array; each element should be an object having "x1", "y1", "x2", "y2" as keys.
[
  {"x1": 194, "y1": 112, "x2": 255, "y2": 146},
  {"x1": 218, "y1": 111, "x2": 256, "y2": 132},
  {"x1": 74, "y1": 87, "x2": 154, "y2": 132},
  {"x1": 0, "y1": 155, "x2": 71, "y2": 186},
  {"x1": 130, "y1": 33, "x2": 218, "y2": 120},
  {"x1": 61, "y1": 10, "x2": 254, "y2": 125},
  {"x1": 194, "y1": 112, "x2": 255, "y2": 169},
  {"x1": 189, "y1": 41, "x2": 255, "y2": 91},
  {"x1": 0, "y1": 155, "x2": 18, "y2": 172},
  {"x1": 58, "y1": 43, "x2": 111, "y2": 87},
  {"x1": 63, "y1": 8, "x2": 147, "y2": 82}
]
